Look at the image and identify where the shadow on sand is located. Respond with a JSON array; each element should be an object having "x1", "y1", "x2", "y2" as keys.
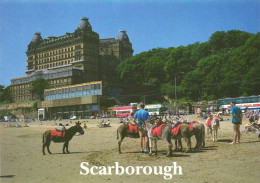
[
  {"x1": 0, "y1": 175, "x2": 15, "y2": 178},
  {"x1": 216, "y1": 139, "x2": 233, "y2": 143},
  {"x1": 201, "y1": 145, "x2": 218, "y2": 151},
  {"x1": 44, "y1": 151, "x2": 99, "y2": 155},
  {"x1": 241, "y1": 140, "x2": 260, "y2": 144}
]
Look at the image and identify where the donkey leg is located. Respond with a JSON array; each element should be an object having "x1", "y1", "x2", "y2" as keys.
[
  {"x1": 149, "y1": 138, "x2": 153, "y2": 155},
  {"x1": 66, "y1": 141, "x2": 70, "y2": 153},
  {"x1": 213, "y1": 128, "x2": 216, "y2": 142},
  {"x1": 194, "y1": 133, "x2": 200, "y2": 150},
  {"x1": 206, "y1": 128, "x2": 210, "y2": 140},
  {"x1": 183, "y1": 137, "x2": 191, "y2": 152},
  {"x1": 47, "y1": 141, "x2": 52, "y2": 154},
  {"x1": 154, "y1": 139, "x2": 158, "y2": 155},
  {"x1": 216, "y1": 129, "x2": 218, "y2": 142},
  {"x1": 164, "y1": 136, "x2": 172, "y2": 157},
  {"x1": 118, "y1": 136, "x2": 125, "y2": 154},
  {"x1": 63, "y1": 142, "x2": 67, "y2": 154},
  {"x1": 174, "y1": 139, "x2": 178, "y2": 151},
  {"x1": 167, "y1": 143, "x2": 173, "y2": 157},
  {"x1": 178, "y1": 138, "x2": 183, "y2": 151},
  {"x1": 42, "y1": 143, "x2": 46, "y2": 155}
]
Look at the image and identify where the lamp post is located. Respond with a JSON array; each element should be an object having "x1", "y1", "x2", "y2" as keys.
[{"x1": 174, "y1": 72, "x2": 184, "y2": 115}]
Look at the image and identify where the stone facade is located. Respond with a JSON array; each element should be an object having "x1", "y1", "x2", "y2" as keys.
[{"x1": 11, "y1": 17, "x2": 133, "y2": 102}]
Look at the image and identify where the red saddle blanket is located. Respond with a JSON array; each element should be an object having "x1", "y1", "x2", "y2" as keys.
[
  {"x1": 206, "y1": 118, "x2": 213, "y2": 127},
  {"x1": 189, "y1": 123, "x2": 193, "y2": 131},
  {"x1": 51, "y1": 130, "x2": 65, "y2": 137},
  {"x1": 152, "y1": 124, "x2": 165, "y2": 137},
  {"x1": 129, "y1": 124, "x2": 138, "y2": 134},
  {"x1": 194, "y1": 121, "x2": 199, "y2": 124},
  {"x1": 171, "y1": 124, "x2": 181, "y2": 135}
]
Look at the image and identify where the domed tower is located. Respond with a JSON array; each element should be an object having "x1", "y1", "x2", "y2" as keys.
[
  {"x1": 117, "y1": 30, "x2": 133, "y2": 62},
  {"x1": 118, "y1": 30, "x2": 129, "y2": 42},
  {"x1": 74, "y1": 17, "x2": 99, "y2": 82},
  {"x1": 78, "y1": 17, "x2": 92, "y2": 32},
  {"x1": 31, "y1": 32, "x2": 43, "y2": 44}
]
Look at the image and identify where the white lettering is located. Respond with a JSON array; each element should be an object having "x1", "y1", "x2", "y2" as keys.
[
  {"x1": 153, "y1": 166, "x2": 163, "y2": 175},
  {"x1": 125, "y1": 166, "x2": 135, "y2": 175},
  {"x1": 135, "y1": 166, "x2": 143, "y2": 175},
  {"x1": 163, "y1": 166, "x2": 173, "y2": 180},
  {"x1": 115, "y1": 162, "x2": 124, "y2": 175},
  {"x1": 143, "y1": 166, "x2": 152, "y2": 175},
  {"x1": 80, "y1": 162, "x2": 89, "y2": 175},
  {"x1": 173, "y1": 162, "x2": 183, "y2": 175},
  {"x1": 107, "y1": 166, "x2": 115, "y2": 175},
  {"x1": 90, "y1": 166, "x2": 98, "y2": 175},
  {"x1": 99, "y1": 166, "x2": 107, "y2": 175},
  {"x1": 79, "y1": 162, "x2": 183, "y2": 179}
]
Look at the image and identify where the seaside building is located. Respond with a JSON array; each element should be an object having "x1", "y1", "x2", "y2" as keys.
[
  {"x1": 10, "y1": 17, "x2": 134, "y2": 118},
  {"x1": 11, "y1": 17, "x2": 133, "y2": 102}
]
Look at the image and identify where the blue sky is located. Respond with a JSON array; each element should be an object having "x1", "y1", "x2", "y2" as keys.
[{"x1": 0, "y1": 0, "x2": 259, "y2": 87}]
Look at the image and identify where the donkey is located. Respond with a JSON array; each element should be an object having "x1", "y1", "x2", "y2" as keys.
[
  {"x1": 177, "y1": 121, "x2": 205, "y2": 150},
  {"x1": 207, "y1": 119, "x2": 220, "y2": 142},
  {"x1": 42, "y1": 121, "x2": 84, "y2": 155},
  {"x1": 171, "y1": 123, "x2": 192, "y2": 152},
  {"x1": 212, "y1": 120, "x2": 220, "y2": 142},
  {"x1": 190, "y1": 122, "x2": 205, "y2": 149},
  {"x1": 117, "y1": 123, "x2": 140, "y2": 153},
  {"x1": 145, "y1": 121, "x2": 173, "y2": 157}
]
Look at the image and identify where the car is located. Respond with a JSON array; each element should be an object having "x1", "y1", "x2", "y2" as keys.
[{"x1": 70, "y1": 116, "x2": 77, "y2": 120}]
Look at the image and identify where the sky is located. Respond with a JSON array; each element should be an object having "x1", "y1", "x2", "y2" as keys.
[{"x1": 0, "y1": 0, "x2": 259, "y2": 87}]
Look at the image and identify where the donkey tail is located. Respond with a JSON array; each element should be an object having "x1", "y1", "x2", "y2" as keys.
[{"x1": 117, "y1": 129, "x2": 119, "y2": 140}]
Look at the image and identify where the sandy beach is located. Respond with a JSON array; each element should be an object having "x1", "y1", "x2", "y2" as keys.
[{"x1": 0, "y1": 116, "x2": 259, "y2": 183}]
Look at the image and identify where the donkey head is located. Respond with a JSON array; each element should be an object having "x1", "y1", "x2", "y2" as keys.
[{"x1": 75, "y1": 121, "x2": 84, "y2": 135}]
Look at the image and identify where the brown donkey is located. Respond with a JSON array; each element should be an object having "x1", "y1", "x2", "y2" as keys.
[{"x1": 42, "y1": 121, "x2": 84, "y2": 155}]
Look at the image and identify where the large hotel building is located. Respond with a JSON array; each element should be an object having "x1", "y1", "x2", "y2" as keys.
[{"x1": 10, "y1": 17, "x2": 134, "y2": 118}]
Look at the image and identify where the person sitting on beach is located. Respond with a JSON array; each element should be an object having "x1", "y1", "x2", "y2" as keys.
[
  {"x1": 105, "y1": 119, "x2": 111, "y2": 127},
  {"x1": 243, "y1": 116, "x2": 256, "y2": 132}
]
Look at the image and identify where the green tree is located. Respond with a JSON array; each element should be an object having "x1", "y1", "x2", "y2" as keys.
[
  {"x1": 116, "y1": 30, "x2": 259, "y2": 103},
  {"x1": 0, "y1": 85, "x2": 12, "y2": 103},
  {"x1": 29, "y1": 78, "x2": 49, "y2": 101}
]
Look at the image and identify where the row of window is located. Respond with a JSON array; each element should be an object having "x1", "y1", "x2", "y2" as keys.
[
  {"x1": 218, "y1": 96, "x2": 260, "y2": 105},
  {"x1": 12, "y1": 71, "x2": 75, "y2": 84},
  {"x1": 35, "y1": 52, "x2": 77, "y2": 64},
  {"x1": 12, "y1": 84, "x2": 30, "y2": 89},
  {"x1": 34, "y1": 45, "x2": 82, "y2": 59},
  {"x1": 14, "y1": 95, "x2": 32, "y2": 102},
  {"x1": 45, "y1": 84, "x2": 101, "y2": 101},
  {"x1": 36, "y1": 60, "x2": 73, "y2": 70},
  {"x1": 49, "y1": 78, "x2": 71, "y2": 85},
  {"x1": 12, "y1": 90, "x2": 30, "y2": 95}
]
